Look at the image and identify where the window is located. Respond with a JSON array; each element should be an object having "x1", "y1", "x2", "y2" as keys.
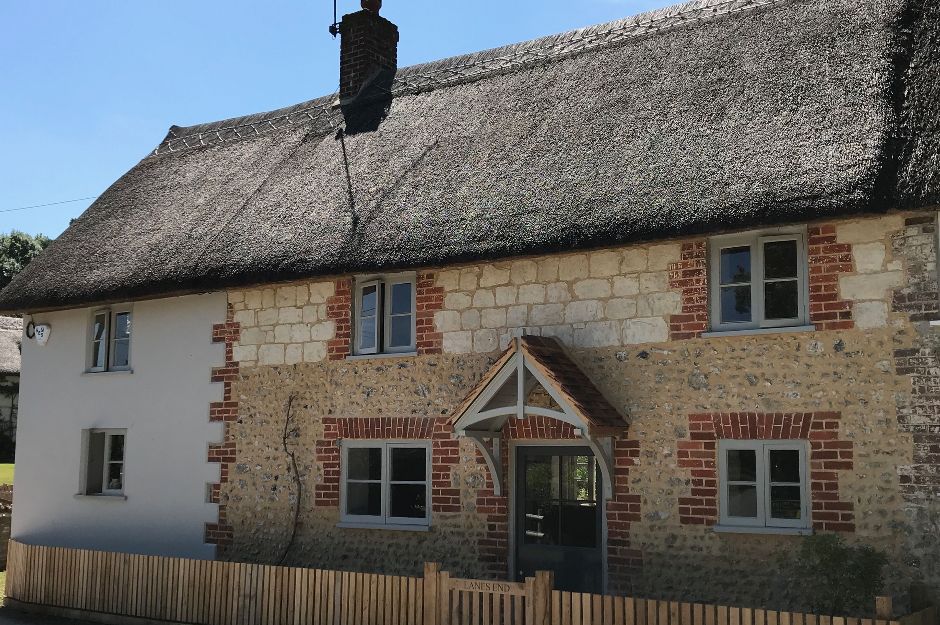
[
  {"x1": 709, "y1": 232, "x2": 808, "y2": 332},
  {"x1": 354, "y1": 276, "x2": 415, "y2": 355},
  {"x1": 81, "y1": 429, "x2": 126, "y2": 496},
  {"x1": 718, "y1": 440, "x2": 809, "y2": 531},
  {"x1": 88, "y1": 309, "x2": 132, "y2": 372},
  {"x1": 341, "y1": 441, "x2": 430, "y2": 527}
]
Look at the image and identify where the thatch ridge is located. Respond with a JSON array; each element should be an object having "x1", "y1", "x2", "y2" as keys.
[{"x1": 153, "y1": 0, "x2": 789, "y2": 156}]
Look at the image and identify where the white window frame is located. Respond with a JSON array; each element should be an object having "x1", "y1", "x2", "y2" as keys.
[
  {"x1": 79, "y1": 428, "x2": 127, "y2": 497},
  {"x1": 88, "y1": 310, "x2": 110, "y2": 373},
  {"x1": 340, "y1": 440, "x2": 431, "y2": 528},
  {"x1": 87, "y1": 307, "x2": 133, "y2": 372},
  {"x1": 718, "y1": 439, "x2": 809, "y2": 531},
  {"x1": 709, "y1": 229, "x2": 809, "y2": 332},
  {"x1": 353, "y1": 274, "x2": 416, "y2": 356},
  {"x1": 354, "y1": 280, "x2": 382, "y2": 355}
]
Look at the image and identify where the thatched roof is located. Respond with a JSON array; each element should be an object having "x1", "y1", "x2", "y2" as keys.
[
  {"x1": 1, "y1": 0, "x2": 938, "y2": 313},
  {"x1": 0, "y1": 318, "x2": 22, "y2": 376}
]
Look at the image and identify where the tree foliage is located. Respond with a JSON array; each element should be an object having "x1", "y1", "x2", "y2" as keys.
[{"x1": 0, "y1": 230, "x2": 51, "y2": 290}]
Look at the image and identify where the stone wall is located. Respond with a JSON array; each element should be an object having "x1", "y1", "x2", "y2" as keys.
[{"x1": 216, "y1": 211, "x2": 940, "y2": 610}]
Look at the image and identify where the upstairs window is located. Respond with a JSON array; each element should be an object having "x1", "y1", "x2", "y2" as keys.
[
  {"x1": 718, "y1": 440, "x2": 809, "y2": 532},
  {"x1": 89, "y1": 309, "x2": 132, "y2": 372},
  {"x1": 709, "y1": 232, "x2": 808, "y2": 332},
  {"x1": 340, "y1": 441, "x2": 430, "y2": 528},
  {"x1": 81, "y1": 429, "x2": 126, "y2": 496},
  {"x1": 354, "y1": 275, "x2": 415, "y2": 355}
]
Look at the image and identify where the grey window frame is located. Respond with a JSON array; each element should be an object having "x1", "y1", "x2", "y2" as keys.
[
  {"x1": 87, "y1": 307, "x2": 133, "y2": 372},
  {"x1": 88, "y1": 311, "x2": 110, "y2": 373},
  {"x1": 353, "y1": 274, "x2": 416, "y2": 356},
  {"x1": 80, "y1": 428, "x2": 127, "y2": 497},
  {"x1": 709, "y1": 230, "x2": 809, "y2": 332},
  {"x1": 339, "y1": 440, "x2": 431, "y2": 528},
  {"x1": 717, "y1": 439, "x2": 809, "y2": 531}
]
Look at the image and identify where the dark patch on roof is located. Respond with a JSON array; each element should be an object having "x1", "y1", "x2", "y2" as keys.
[
  {"x1": 0, "y1": 317, "x2": 22, "y2": 376},
  {"x1": 1, "y1": 0, "x2": 938, "y2": 313}
]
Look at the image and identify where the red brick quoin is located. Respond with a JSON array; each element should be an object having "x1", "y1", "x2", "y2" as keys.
[
  {"x1": 678, "y1": 412, "x2": 855, "y2": 532},
  {"x1": 668, "y1": 240, "x2": 708, "y2": 340},
  {"x1": 206, "y1": 304, "x2": 241, "y2": 551},
  {"x1": 326, "y1": 272, "x2": 444, "y2": 361}
]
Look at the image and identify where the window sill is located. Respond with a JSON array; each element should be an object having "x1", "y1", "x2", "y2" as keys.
[
  {"x1": 73, "y1": 494, "x2": 128, "y2": 501},
  {"x1": 336, "y1": 522, "x2": 430, "y2": 532},
  {"x1": 82, "y1": 369, "x2": 134, "y2": 377},
  {"x1": 700, "y1": 325, "x2": 815, "y2": 339},
  {"x1": 346, "y1": 352, "x2": 417, "y2": 362},
  {"x1": 713, "y1": 524, "x2": 811, "y2": 536}
]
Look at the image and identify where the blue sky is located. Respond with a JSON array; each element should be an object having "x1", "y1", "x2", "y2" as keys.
[{"x1": 0, "y1": 0, "x2": 666, "y2": 238}]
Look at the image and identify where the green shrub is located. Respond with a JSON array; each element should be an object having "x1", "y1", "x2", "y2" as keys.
[{"x1": 781, "y1": 534, "x2": 888, "y2": 616}]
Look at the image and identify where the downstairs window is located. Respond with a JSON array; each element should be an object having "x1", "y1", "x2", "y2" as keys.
[
  {"x1": 718, "y1": 440, "x2": 809, "y2": 532},
  {"x1": 81, "y1": 429, "x2": 126, "y2": 496},
  {"x1": 340, "y1": 441, "x2": 430, "y2": 528}
]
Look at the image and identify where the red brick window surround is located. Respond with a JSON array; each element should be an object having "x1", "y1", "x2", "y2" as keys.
[
  {"x1": 668, "y1": 240, "x2": 708, "y2": 340},
  {"x1": 327, "y1": 272, "x2": 443, "y2": 361},
  {"x1": 807, "y1": 225, "x2": 855, "y2": 331},
  {"x1": 416, "y1": 271, "x2": 444, "y2": 355},
  {"x1": 668, "y1": 225, "x2": 856, "y2": 341},
  {"x1": 678, "y1": 412, "x2": 855, "y2": 532},
  {"x1": 326, "y1": 279, "x2": 352, "y2": 361},
  {"x1": 314, "y1": 417, "x2": 455, "y2": 510}
]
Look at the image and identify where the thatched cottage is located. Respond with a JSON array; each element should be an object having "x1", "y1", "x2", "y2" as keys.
[
  {"x1": 2, "y1": 0, "x2": 939, "y2": 610},
  {"x1": 0, "y1": 317, "x2": 20, "y2": 461}
]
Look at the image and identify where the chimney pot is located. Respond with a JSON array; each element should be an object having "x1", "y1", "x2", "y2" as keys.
[{"x1": 361, "y1": 0, "x2": 381, "y2": 13}]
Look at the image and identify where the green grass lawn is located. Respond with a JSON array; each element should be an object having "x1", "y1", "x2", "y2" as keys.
[{"x1": 0, "y1": 464, "x2": 12, "y2": 485}]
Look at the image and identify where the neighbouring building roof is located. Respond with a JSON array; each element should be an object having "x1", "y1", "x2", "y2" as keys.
[
  {"x1": 1, "y1": 0, "x2": 938, "y2": 313},
  {"x1": 0, "y1": 317, "x2": 22, "y2": 376}
]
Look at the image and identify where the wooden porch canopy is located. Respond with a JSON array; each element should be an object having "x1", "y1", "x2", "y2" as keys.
[{"x1": 451, "y1": 335, "x2": 628, "y2": 499}]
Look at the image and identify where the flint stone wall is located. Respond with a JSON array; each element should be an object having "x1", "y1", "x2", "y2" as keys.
[{"x1": 216, "y1": 211, "x2": 940, "y2": 609}]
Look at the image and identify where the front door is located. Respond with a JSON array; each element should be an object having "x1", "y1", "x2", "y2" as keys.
[{"x1": 515, "y1": 446, "x2": 603, "y2": 593}]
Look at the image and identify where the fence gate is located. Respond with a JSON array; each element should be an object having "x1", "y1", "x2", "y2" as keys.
[{"x1": 425, "y1": 564, "x2": 552, "y2": 625}]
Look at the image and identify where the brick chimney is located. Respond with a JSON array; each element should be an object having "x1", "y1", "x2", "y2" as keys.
[{"x1": 339, "y1": 0, "x2": 399, "y2": 102}]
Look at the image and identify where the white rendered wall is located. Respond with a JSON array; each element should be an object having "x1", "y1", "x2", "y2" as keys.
[{"x1": 11, "y1": 293, "x2": 226, "y2": 559}]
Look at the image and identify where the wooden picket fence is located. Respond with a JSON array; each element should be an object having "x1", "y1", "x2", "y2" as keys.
[{"x1": 4, "y1": 540, "x2": 938, "y2": 625}]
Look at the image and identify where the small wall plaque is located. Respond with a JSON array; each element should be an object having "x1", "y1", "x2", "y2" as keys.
[{"x1": 33, "y1": 323, "x2": 51, "y2": 346}]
